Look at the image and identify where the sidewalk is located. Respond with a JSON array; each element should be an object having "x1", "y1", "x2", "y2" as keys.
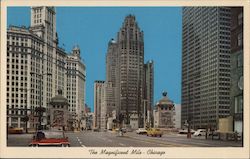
[{"x1": 169, "y1": 133, "x2": 243, "y2": 147}]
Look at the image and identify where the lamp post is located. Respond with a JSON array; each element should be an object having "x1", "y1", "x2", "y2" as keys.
[
  {"x1": 183, "y1": 82, "x2": 198, "y2": 138},
  {"x1": 182, "y1": 82, "x2": 192, "y2": 138},
  {"x1": 19, "y1": 88, "x2": 34, "y2": 133},
  {"x1": 143, "y1": 99, "x2": 148, "y2": 128},
  {"x1": 30, "y1": 72, "x2": 52, "y2": 130}
]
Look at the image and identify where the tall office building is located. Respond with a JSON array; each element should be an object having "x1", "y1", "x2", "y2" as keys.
[
  {"x1": 230, "y1": 7, "x2": 243, "y2": 133},
  {"x1": 143, "y1": 60, "x2": 154, "y2": 127},
  {"x1": 181, "y1": 7, "x2": 231, "y2": 129},
  {"x1": 66, "y1": 46, "x2": 86, "y2": 121},
  {"x1": 6, "y1": 7, "x2": 86, "y2": 130},
  {"x1": 105, "y1": 39, "x2": 118, "y2": 116},
  {"x1": 116, "y1": 15, "x2": 145, "y2": 126},
  {"x1": 93, "y1": 80, "x2": 105, "y2": 129},
  {"x1": 102, "y1": 15, "x2": 154, "y2": 129}
]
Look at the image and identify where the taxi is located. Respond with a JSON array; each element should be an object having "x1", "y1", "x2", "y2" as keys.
[{"x1": 147, "y1": 128, "x2": 163, "y2": 137}]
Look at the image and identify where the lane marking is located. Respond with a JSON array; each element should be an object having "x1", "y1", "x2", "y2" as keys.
[{"x1": 76, "y1": 136, "x2": 84, "y2": 147}]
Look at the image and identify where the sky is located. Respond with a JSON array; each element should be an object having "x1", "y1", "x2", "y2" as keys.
[{"x1": 7, "y1": 7, "x2": 182, "y2": 112}]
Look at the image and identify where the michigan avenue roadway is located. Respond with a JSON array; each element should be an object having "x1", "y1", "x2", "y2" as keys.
[{"x1": 7, "y1": 130, "x2": 242, "y2": 147}]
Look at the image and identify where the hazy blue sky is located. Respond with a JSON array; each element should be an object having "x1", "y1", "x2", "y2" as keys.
[{"x1": 7, "y1": 7, "x2": 182, "y2": 112}]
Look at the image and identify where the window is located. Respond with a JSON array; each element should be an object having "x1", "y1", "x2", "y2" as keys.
[
  {"x1": 234, "y1": 96, "x2": 243, "y2": 113},
  {"x1": 238, "y1": 12, "x2": 243, "y2": 25},
  {"x1": 237, "y1": 32, "x2": 243, "y2": 46},
  {"x1": 237, "y1": 53, "x2": 243, "y2": 67}
]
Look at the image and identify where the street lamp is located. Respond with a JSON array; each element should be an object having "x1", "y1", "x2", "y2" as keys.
[
  {"x1": 183, "y1": 82, "x2": 199, "y2": 138},
  {"x1": 143, "y1": 99, "x2": 148, "y2": 128},
  {"x1": 30, "y1": 72, "x2": 52, "y2": 130},
  {"x1": 182, "y1": 82, "x2": 192, "y2": 138},
  {"x1": 19, "y1": 88, "x2": 34, "y2": 133}
]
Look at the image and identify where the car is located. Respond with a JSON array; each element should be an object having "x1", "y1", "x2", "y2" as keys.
[
  {"x1": 178, "y1": 129, "x2": 195, "y2": 134},
  {"x1": 8, "y1": 127, "x2": 23, "y2": 134},
  {"x1": 193, "y1": 129, "x2": 207, "y2": 136},
  {"x1": 121, "y1": 128, "x2": 127, "y2": 133},
  {"x1": 93, "y1": 128, "x2": 100, "y2": 132},
  {"x1": 29, "y1": 130, "x2": 70, "y2": 147},
  {"x1": 136, "y1": 128, "x2": 147, "y2": 135},
  {"x1": 147, "y1": 128, "x2": 163, "y2": 137}
]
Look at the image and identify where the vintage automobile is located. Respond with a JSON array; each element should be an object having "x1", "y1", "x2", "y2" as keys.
[
  {"x1": 178, "y1": 129, "x2": 195, "y2": 134},
  {"x1": 147, "y1": 128, "x2": 163, "y2": 137},
  {"x1": 136, "y1": 128, "x2": 148, "y2": 135},
  {"x1": 8, "y1": 127, "x2": 23, "y2": 134},
  {"x1": 29, "y1": 130, "x2": 70, "y2": 147},
  {"x1": 193, "y1": 129, "x2": 207, "y2": 136}
]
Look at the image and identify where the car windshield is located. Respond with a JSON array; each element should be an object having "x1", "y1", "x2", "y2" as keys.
[{"x1": 43, "y1": 131, "x2": 65, "y2": 139}]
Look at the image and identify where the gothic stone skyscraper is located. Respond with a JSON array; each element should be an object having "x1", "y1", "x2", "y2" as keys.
[
  {"x1": 181, "y1": 7, "x2": 231, "y2": 129},
  {"x1": 117, "y1": 15, "x2": 145, "y2": 126}
]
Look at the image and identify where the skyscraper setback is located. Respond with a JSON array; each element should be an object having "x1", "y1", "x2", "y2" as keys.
[
  {"x1": 117, "y1": 15, "x2": 145, "y2": 125},
  {"x1": 98, "y1": 15, "x2": 154, "y2": 129},
  {"x1": 181, "y1": 7, "x2": 232, "y2": 129}
]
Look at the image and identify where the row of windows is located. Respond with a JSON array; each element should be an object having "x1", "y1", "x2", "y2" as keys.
[
  {"x1": 7, "y1": 52, "x2": 27, "y2": 58},
  {"x1": 7, "y1": 110, "x2": 27, "y2": 115},
  {"x1": 7, "y1": 46, "x2": 29, "y2": 52},
  {"x1": 7, "y1": 35, "x2": 28, "y2": 41},
  {"x1": 7, "y1": 41, "x2": 28, "y2": 47}
]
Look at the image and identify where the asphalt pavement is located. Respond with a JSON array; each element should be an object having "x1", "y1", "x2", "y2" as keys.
[{"x1": 6, "y1": 130, "x2": 243, "y2": 147}]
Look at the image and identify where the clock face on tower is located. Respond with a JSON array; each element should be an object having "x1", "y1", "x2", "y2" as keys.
[{"x1": 238, "y1": 76, "x2": 243, "y2": 90}]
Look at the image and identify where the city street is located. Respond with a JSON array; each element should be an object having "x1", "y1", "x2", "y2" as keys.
[{"x1": 7, "y1": 131, "x2": 243, "y2": 147}]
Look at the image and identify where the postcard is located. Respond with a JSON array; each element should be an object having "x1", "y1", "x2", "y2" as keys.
[{"x1": 0, "y1": 0, "x2": 249, "y2": 158}]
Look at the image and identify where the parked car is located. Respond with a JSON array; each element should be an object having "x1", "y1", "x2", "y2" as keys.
[
  {"x1": 29, "y1": 130, "x2": 70, "y2": 147},
  {"x1": 93, "y1": 128, "x2": 100, "y2": 132},
  {"x1": 178, "y1": 129, "x2": 195, "y2": 134},
  {"x1": 121, "y1": 128, "x2": 127, "y2": 133},
  {"x1": 147, "y1": 128, "x2": 163, "y2": 137},
  {"x1": 193, "y1": 129, "x2": 207, "y2": 136},
  {"x1": 8, "y1": 127, "x2": 23, "y2": 134},
  {"x1": 136, "y1": 128, "x2": 147, "y2": 135}
]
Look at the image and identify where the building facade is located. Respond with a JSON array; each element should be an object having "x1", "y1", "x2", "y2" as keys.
[
  {"x1": 116, "y1": 15, "x2": 145, "y2": 126},
  {"x1": 230, "y1": 7, "x2": 243, "y2": 133},
  {"x1": 48, "y1": 90, "x2": 70, "y2": 130},
  {"x1": 93, "y1": 80, "x2": 105, "y2": 130},
  {"x1": 154, "y1": 92, "x2": 175, "y2": 128},
  {"x1": 101, "y1": 15, "x2": 154, "y2": 129},
  {"x1": 143, "y1": 60, "x2": 154, "y2": 127},
  {"x1": 66, "y1": 46, "x2": 86, "y2": 128},
  {"x1": 181, "y1": 7, "x2": 232, "y2": 129},
  {"x1": 105, "y1": 39, "x2": 118, "y2": 117},
  {"x1": 6, "y1": 7, "x2": 86, "y2": 130},
  {"x1": 173, "y1": 104, "x2": 181, "y2": 129}
]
